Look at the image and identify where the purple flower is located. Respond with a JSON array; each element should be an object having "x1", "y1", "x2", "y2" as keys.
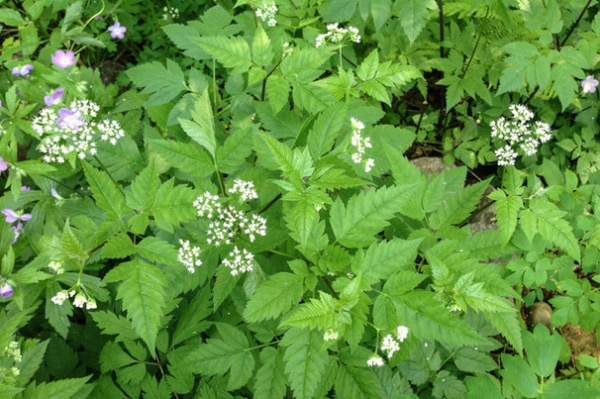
[
  {"x1": 11, "y1": 64, "x2": 34, "y2": 76},
  {"x1": 0, "y1": 156, "x2": 7, "y2": 172},
  {"x1": 50, "y1": 187, "x2": 64, "y2": 200},
  {"x1": 0, "y1": 283, "x2": 13, "y2": 298},
  {"x1": 44, "y1": 88, "x2": 65, "y2": 106},
  {"x1": 56, "y1": 108, "x2": 86, "y2": 131},
  {"x1": 108, "y1": 21, "x2": 127, "y2": 39},
  {"x1": 11, "y1": 222, "x2": 23, "y2": 243},
  {"x1": 21, "y1": 186, "x2": 30, "y2": 191},
  {"x1": 51, "y1": 50, "x2": 76, "y2": 68},
  {"x1": 582, "y1": 76, "x2": 599, "y2": 94},
  {"x1": 2, "y1": 209, "x2": 32, "y2": 224}
]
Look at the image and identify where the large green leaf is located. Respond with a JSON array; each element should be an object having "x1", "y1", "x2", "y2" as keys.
[
  {"x1": 352, "y1": 239, "x2": 421, "y2": 284},
  {"x1": 126, "y1": 60, "x2": 187, "y2": 106},
  {"x1": 244, "y1": 272, "x2": 304, "y2": 322},
  {"x1": 254, "y1": 348, "x2": 287, "y2": 399},
  {"x1": 82, "y1": 162, "x2": 126, "y2": 219}
]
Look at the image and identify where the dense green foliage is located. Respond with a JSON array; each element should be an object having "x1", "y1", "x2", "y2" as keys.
[{"x1": 2, "y1": 0, "x2": 600, "y2": 398}]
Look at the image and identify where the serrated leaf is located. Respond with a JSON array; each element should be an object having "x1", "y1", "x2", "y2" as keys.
[
  {"x1": 126, "y1": 161, "x2": 160, "y2": 211},
  {"x1": 82, "y1": 162, "x2": 126, "y2": 219},
  {"x1": 330, "y1": 184, "x2": 420, "y2": 248},
  {"x1": 352, "y1": 239, "x2": 421, "y2": 284},
  {"x1": 192, "y1": 36, "x2": 252, "y2": 73},
  {"x1": 429, "y1": 179, "x2": 491, "y2": 229},
  {"x1": 18, "y1": 339, "x2": 49, "y2": 384},
  {"x1": 266, "y1": 75, "x2": 290, "y2": 114},
  {"x1": 335, "y1": 365, "x2": 382, "y2": 399},
  {"x1": 217, "y1": 126, "x2": 254, "y2": 173},
  {"x1": 454, "y1": 347, "x2": 498, "y2": 373},
  {"x1": 172, "y1": 289, "x2": 212, "y2": 346},
  {"x1": 91, "y1": 310, "x2": 138, "y2": 341},
  {"x1": 253, "y1": 25, "x2": 273, "y2": 65},
  {"x1": 137, "y1": 237, "x2": 177, "y2": 265},
  {"x1": 529, "y1": 198, "x2": 580, "y2": 260},
  {"x1": 397, "y1": 0, "x2": 430, "y2": 43},
  {"x1": 357, "y1": 50, "x2": 379, "y2": 81},
  {"x1": 147, "y1": 138, "x2": 214, "y2": 177},
  {"x1": 307, "y1": 102, "x2": 347, "y2": 158},
  {"x1": 126, "y1": 60, "x2": 187, "y2": 106},
  {"x1": 105, "y1": 260, "x2": 167, "y2": 350},
  {"x1": 284, "y1": 190, "x2": 320, "y2": 251},
  {"x1": 162, "y1": 23, "x2": 207, "y2": 60},
  {"x1": 27, "y1": 376, "x2": 92, "y2": 399},
  {"x1": 281, "y1": 327, "x2": 329, "y2": 399},
  {"x1": 489, "y1": 190, "x2": 522, "y2": 244},
  {"x1": 179, "y1": 89, "x2": 216, "y2": 158},
  {"x1": 486, "y1": 311, "x2": 523, "y2": 355},
  {"x1": 100, "y1": 231, "x2": 136, "y2": 259},
  {"x1": 150, "y1": 179, "x2": 196, "y2": 232},
  {"x1": 500, "y1": 354, "x2": 538, "y2": 398},
  {"x1": 244, "y1": 272, "x2": 304, "y2": 322},
  {"x1": 254, "y1": 348, "x2": 287, "y2": 399},
  {"x1": 280, "y1": 291, "x2": 340, "y2": 330},
  {"x1": 390, "y1": 291, "x2": 488, "y2": 346}
]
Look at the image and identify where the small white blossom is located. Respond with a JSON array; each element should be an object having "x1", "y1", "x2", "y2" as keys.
[
  {"x1": 51, "y1": 290, "x2": 70, "y2": 305},
  {"x1": 48, "y1": 261, "x2": 64, "y2": 274},
  {"x1": 256, "y1": 1, "x2": 278, "y2": 27},
  {"x1": 193, "y1": 192, "x2": 222, "y2": 219},
  {"x1": 349, "y1": 117, "x2": 375, "y2": 173},
  {"x1": 177, "y1": 239, "x2": 203, "y2": 273},
  {"x1": 86, "y1": 298, "x2": 97, "y2": 310},
  {"x1": 244, "y1": 214, "x2": 267, "y2": 242},
  {"x1": 367, "y1": 355, "x2": 384, "y2": 367},
  {"x1": 228, "y1": 179, "x2": 259, "y2": 202},
  {"x1": 381, "y1": 334, "x2": 400, "y2": 359},
  {"x1": 162, "y1": 6, "x2": 179, "y2": 20},
  {"x1": 222, "y1": 246, "x2": 254, "y2": 276},
  {"x1": 396, "y1": 325, "x2": 409, "y2": 342},
  {"x1": 4, "y1": 341, "x2": 22, "y2": 363},
  {"x1": 315, "y1": 23, "x2": 361, "y2": 47},
  {"x1": 323, "y1": 329, "x2": 339, "y2": 341},
  {"x1": 73, "y1": 293, "x2": 87, "y2": 308},
  {"x1": 495, "y1": 144, "x2": 518, "y2": 166}
]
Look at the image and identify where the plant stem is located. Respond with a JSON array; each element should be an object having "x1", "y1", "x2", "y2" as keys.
[{"x1": 560, "y1": 0, "x2": 592, "y2": 47}]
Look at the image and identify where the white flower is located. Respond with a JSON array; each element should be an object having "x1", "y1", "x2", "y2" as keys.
[
  {"x1": 222, "y1": 246, "x2": 254, "y2": 276},
  {"x1": 177, "y1": 239, "x2": 203, "y2": 273},
  {"x1": 495, "y1": 144, "x2": 518, "y2": 166},
  {"x1": 48, "y1": 261, "x2": 64, "y2": 274},
  {"x1": 73, "y1": 293, "x2": 87, "y2": 308},
  {"x1": 86, "y1": 298, "x2": 97, "y2": 310},
  {"x1": 381, "y1": 334, "x2": 400, "y2": 359},
  {"x1": 51, "y1": 290, "x2": 70, "y2": 305},
  {"x1": 228, "y1": 179, "x2": 259, "y2": 202},
  {"x1": 315, "y1": 23, "x2": 361, "y2": 47},
  {"x1": 256, "y1": 2, "x2": 278, "y2": 26},
  {"x1": 396, "y1": 325, "x2": 409, "y2": 342},
  {"x1": 193, "y1": 192, "x2": 222, "y2": 219},
  {"x1": 367, "y1": 355, "x2": 384, "y2": 367},
  {"x1": 323, "y1": 329, "x2": 339, "y2": 341}
]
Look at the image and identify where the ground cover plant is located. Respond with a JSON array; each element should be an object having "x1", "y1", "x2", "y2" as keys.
[{"x1": 2, "y1": 0, "x2": 600, "y2": 398}]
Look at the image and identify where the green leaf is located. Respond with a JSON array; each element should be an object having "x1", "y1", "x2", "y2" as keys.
[
  {"x1": 18, "y1": 339, "x2": 49, "y2": 384},
  {"x1": 280, "y1": 291, "x2": 340, "y2": 330},
  {"x1": 91, "y1": 310, "x2": 138, "y2": 341},
  {"x1": 126, "y1": 161, "x2": 160, "y2": 211},
  {"x1": 397, "y1": 0, "x2": 430, "y2": 43},
  {"x1": 323, "y1": 0, "x2": 357, "y2": 22},
  {"x1": 465, "y1": 374, "x2": 503, "y2": 399},
  {"x1": 390, "y1": 291, "x2": 488, "y2": 346},
  {"x1": 150, "y1": 179, "x2": 196, "y2": 232},
  {"x1": 172, "y1": 289, "x2": 212, "y2": 346},
  {"x1": 27, "y1": 376, "x2": 92, "y2": 399},
  {"x1": 523, "y1": 325, "x2": 561, "y2": 378},
  {"x1": 284, "y1": 189, "x2": 323, "y2": 251},
  {"x1": 254, "y1": 348, "x2": 287, "y2": 399},
  {"x1": 500, "y1": 354, "x2": 538, "y2": 398},
  {"x1": 453, "y1": 347, "x2": 498, "y2": 374},
  {"x1": 126, "y1": 60, "x2": 187, "y2": 106},
  {"x1": 352, "y1": 239, "x2": 422, "y2": 284},
  {"x1": 244, "y1": 272, "x2": 304, "y2": 322},
  {"x1": 192, "y1": 36, "x2": 252, "y2": 73},
  {"x1": 486, "y1": 311, "x2": 524, "y2": 355},
  {"x1": 252, "y1": 25, "x2": 273, "y2": 66},
  {"x1": 100, "y1": 232, "x2": 136, "y2": 259},
  {"x1": 307, "y1": 103, "x2": 347, "y2": 158},
  {"x1": 432, "y1": 370, "x2": 466, "y2": 399},
  {"x1": 178, "y1": 89, "x2": 216, "y2": 159},
  {"x1": 217, "y1": 126, "x2": 254, "y2": 173},
  {"x1": 541, "y1": 380, "x2": 600, "y2": 399},
  {"x1": 357, "y1": 50, "x2": 379, "y2": 81},
  {"x1": 529, "y1": 198, "x2": 580, "y2": 260},
  {"x1": 266, "y1": 75, "x2": 290, "y2": 114},
  {"x1": 371, "y1": 0, "x2": 392, "y2": 32},
  {"x1": 330, "y1": 184, "x2": 420, "y2": 248},
  {"x1": 82, "y1": 162, "x2": 126, "y2": 219},
  {"x1": 104, "y1": 260, "x2": 167, "y2": 351},
  {"x1": 429, "y1": 178, "x2": 491, "y2": 229},
  {"x1": 335, "y1": 365, "x2": 382, "y2": 399},
  {"x1": 489, "y1": 190, "x2": 522, "y2": 245},
  {"x1": 281, "y1": 327, "x2": 329, "y2": 399},
  {"x1": 0, "y1": 8, "x2": 26, "y2": 26},
  {"x1": 137, "y1": 237, "x2": 178, "y2": 265},
  {"x1": 147, "y1": 138, "x2": 214, "y2": 177}
]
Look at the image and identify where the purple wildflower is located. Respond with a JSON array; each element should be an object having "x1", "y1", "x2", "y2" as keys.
[
  {"x1": 44, "y1": 88, "x2": 65, "y2": 106},
  {"x1": 0, "y1": 156, "x2": 7, "y2": 172},
  {"x1": 51, "y1": 50, "x2": 76, "y2": 68},
  {"x1": 2, "y1": 209, "x2": 32, "y2": 224},
  {"x1": 11, "y1": 64, "x2": 33, "y2": 76},
  {"x1": 50, "y1": 187, "x2": 63, "y2": 200},
  {"x1": 582, "y1": 76, "x2": 599, "y2": 94},
  {"x1": 0, "y1": 283, "x2": 13, "y2": 298},
  {"x1": 56, "y1": 108, "x2": 86, "y2": 131},
  {"x1": 21, "y1": 186, "x2": 30, "y2": 191},
  {"x1": 108, "y1": 21, "x2": 127, "y2": 39},
  {"x1": 11, "y1": 222, "x2": 23, "y2": 243}
]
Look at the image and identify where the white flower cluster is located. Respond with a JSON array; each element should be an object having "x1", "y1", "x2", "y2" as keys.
[
  {"x1": 177, "y1": 240, "x2": 202, "y2": 273},
  {"x1": 32, "y1": 99, "x2": 125, "y2": 163},
  {"x1": 162, "y1": 6, "x2": 179, "y2": 20},
  {"x1": 368, "y1": 325, "x2": 410, "y2": 367},
  {"x1": 180, "y1": 185, "x2": 267, "y2": 276},
  {"x1": 316, "y1": 23, "x2": 361, "y2": 48},
  {"x1": 48, "y1": 261, "x2": 64, "y2": 274},
  {"x1": 228, "y1": 179, "x2": 259, "y2": 202},
  {"x1": 256, "y1": 1, "x2": 277, "y2": 27},
  {"x1": 323, "y1": 329, "x2": 339, "y2": 341},
  {"x1": 222, "y1": 246, "x2": 254, "y2": 276},
  {"x1": 193, "y1": 191, "x2": 267, "y2": 247},
  {"x1": 349, "y1": 117, "x2": 375, "y2": 172},
  {"x1": 490, "y1": 104, "x2": 552, "y2": 166},
  {"x1": 51, "y1": 289, "x2": 97, "y2": 309}
]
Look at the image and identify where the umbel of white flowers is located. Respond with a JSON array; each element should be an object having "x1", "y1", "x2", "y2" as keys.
[{"x1": 490, "y1": 104, "x2": 552, "y2": 166}]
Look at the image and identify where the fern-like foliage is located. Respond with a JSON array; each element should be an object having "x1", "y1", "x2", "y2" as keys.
[
  {"x1": 488, "y1": 189, "x2": 523, "y2": 245},
  {"x1": 529, "y1": 197, "x2": 580, "y2": 260},
  {"x1": 103, "y1": 259, "x2": 167, "y2": 351},
  {"x1": 244, "y1": 272, "x2": 304, "y2": 322},
  {"x1": 280, "y1": 291, "x2": 343, "y2": 330},
  {"x1": 330, "y1": 184, "x2": 421, "y2": 248},
  {"x1": 352, "y1": 239, "x2": 422, "y2": 284},
  {"x1": 82, "y1": 162, "x2": 126, "y2": 219},
  {"x1": 281, "y1": 327, "x2": 330, "y2": 399}
]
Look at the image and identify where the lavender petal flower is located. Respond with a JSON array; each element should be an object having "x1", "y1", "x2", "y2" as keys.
[
  {"x1": 2, "y1": 209, "x2": 19, "y2": 223},
  {"x1": 51, "y1": 50, "x2": 76, "y2": 68},
  {"x1": 11, "y1": 64, "x2": 33, "y2": 76},
  {"x1": 582, "y1": 75, "x2": 599, "y2": 94},
  {"x1": 108, "y1": 21, "x2": 127, "y2": 39},
  {"x1": 0, "y1": 156, "x2": 7, "y2": 172},
  {"x1": 56, "y1": 108, "x2": 86, "y2": 131},
  {"x1": 44, "y1": 88, "x2": 65, "y2": 106},
  {"x1": 0, "y1": 283, "x2": 13, "y2": 298}
]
